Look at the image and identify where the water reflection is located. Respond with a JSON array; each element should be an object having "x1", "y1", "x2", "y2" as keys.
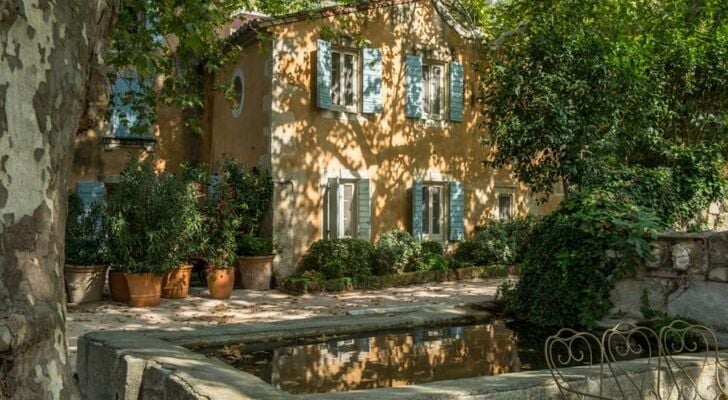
[{"x1": 210, "y1": 321, "x2": 540, "y2": 394}]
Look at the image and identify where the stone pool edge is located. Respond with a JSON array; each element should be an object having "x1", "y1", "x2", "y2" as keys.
[
  {"x1": 78, "y1": 306, "x2": 492, "y2": 400},
  {"x1": 77, "y1": 306, "x2": 728, "y2": 400}
]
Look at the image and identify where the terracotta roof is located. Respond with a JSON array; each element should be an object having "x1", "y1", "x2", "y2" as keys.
[{"x1": 229, "y1": 0, "x2": 421, "y2": 46}]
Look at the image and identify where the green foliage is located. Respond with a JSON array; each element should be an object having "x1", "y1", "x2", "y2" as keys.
[
  {"x1": 297, "y1": 238, "x2": 375, "y2": 280},
  {"x1": 480, "y1": 0, "x2": 728, "y2": 209},
  {"x1": 108, "y1": 0, "x2": 343, "y2": 136},
  {"x1": 220, "y1": 157, "x2": 274, "y2": 236},
  {"x1": 503, "y1": 189, "x2": 663, "y2": 329},
  {"x1": 453, "y1": 216, "x2": 536, "y2": 266},
  {"x1": 418, "y1": 254, "x2": 449, "y2": 272},
  {"x1": 236, "y1": 234, "x2": 276, "y2": 257},
  {"x1": 587, "y1": 147, "x2": 726, "y2": 229},
  {"x1": 421, "y1": 240, "x2": 445, "y2": 257},
  {"x1": 65, "y1": 194, "x2": 108, "y2": 266},
  {"x1": 373, "y1": 230, "x2": 423, "y2": 275},
  {"x1": 199, "y1": 178, "x2": 239, "y2": 269},
  {"x1": 107, "y1": 157, "x2": 202, "y2": 273}
]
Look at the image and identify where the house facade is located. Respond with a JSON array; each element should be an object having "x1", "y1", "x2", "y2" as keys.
[{"x1": 71, "y1": 0, "x2": 562, "y2": 276}]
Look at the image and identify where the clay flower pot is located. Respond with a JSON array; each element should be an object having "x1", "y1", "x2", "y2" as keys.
[
  {"x1": 64, "y1": 265, "x2": 108, "y2": 304},
  {"x1": 108, "y1": 270, "x2": 130, "y2": 303},
  {"x1": 237, "y1": 255, "x2": 274, "y2": 290},
  {"x1": 207, "y1": 268, "x2": 234, "y2": 299},
  {"x1": 126, "y1": 273, "x2": 163, "y2": 307},
  {"x1": 161, "y1": 264, "x2": 193, "y2": 299}
]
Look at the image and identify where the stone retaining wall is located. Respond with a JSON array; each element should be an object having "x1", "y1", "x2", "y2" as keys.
[{"x1": 611, "y1": 231, "x2": 728, "y2": 330}]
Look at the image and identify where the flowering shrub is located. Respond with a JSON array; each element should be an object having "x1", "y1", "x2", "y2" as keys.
[{"x1": 199, "y1": 183, "x2": 239, "y2": 269}]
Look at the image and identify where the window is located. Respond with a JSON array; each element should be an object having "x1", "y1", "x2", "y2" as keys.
[
  {"x1": 498, "y1": 194, "x2": 513, "y2": 220},
  {"x1": 422, "y1": 184, "x2": 445, "y2": 240},
  {"x1": 422, "y1": 62, "x2": 445, "y2": 119},
  {"x1": 230, "y1": 68, "x2": 245, "y2": 118},
  {"x1": 330, "y1": 50, "x2": 359, "y2": 112},
  {"x1": 327, "y1": 178, "x2": 370, "y2": 240},
  {"x1": 340, "y1": 182, "x2": 357, "y2": 238},
  {"x1": 109, "y1": 72, "x2": 152, "y2": 138}
]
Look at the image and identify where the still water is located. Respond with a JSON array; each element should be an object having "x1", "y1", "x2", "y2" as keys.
[{"x1": 205, "y1": 320, "x2": 547, "y2": 394}]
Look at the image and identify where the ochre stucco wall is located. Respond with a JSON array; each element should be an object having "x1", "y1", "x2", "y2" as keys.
[
  {"x1": 207, "y1": 43, "x2": 273, "y2": 172},
  {"x1": 261, "y1": 0, "x2": 562, "y2": 275},
  {"x1": 71, "y1": 102, "x2": 199, "y2": 188}
]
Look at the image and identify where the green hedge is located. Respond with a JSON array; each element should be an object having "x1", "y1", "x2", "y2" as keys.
[{"x1": 280, "y1": 264, "x2": 516, "y2": 294}]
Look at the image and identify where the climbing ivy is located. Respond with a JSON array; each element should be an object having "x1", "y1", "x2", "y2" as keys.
[{"x1": 501, "y1": 189, "x2": 663, "y2": 329}]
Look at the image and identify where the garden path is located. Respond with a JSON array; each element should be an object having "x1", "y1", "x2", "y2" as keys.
[{"x1": 66, "y1": 278, "x2": 506, "y2": 372}]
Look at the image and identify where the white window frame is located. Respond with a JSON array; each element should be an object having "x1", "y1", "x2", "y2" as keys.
[
  {"x1": 422, "y1": 61, "x2": 447, "y2": 121},
  {"x1": 338, "y1": 180, "x2": 358, "y2": 239},
  {"x1": 330, "y1": 48, "x2": 360, "y2": 113},
  {"x1": 497, "y1": 193, "x2": 514, "y2": 220},
  {"x1": 422, "y1": 182, "x2": 446, "y2": 241}
]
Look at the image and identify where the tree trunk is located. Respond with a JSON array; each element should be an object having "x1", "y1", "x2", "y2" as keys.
[{"x1": 0, "y1": 1, "x2": 116, "y2": 399}]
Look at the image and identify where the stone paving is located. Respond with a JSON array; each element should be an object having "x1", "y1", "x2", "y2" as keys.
[{"x1": 66, "y1": 278, "x2": 506, "y2": 371}]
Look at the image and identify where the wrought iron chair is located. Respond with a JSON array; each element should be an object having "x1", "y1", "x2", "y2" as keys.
[{"x1": 545, "y1": 320, "x2": 728, "y2": 399}]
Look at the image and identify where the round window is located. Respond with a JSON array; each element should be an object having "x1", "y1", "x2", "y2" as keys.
[{"x1": 230, "y1": 68, "x2": 244, "y2": 118}]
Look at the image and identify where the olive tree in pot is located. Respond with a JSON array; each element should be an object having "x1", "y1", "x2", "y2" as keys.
[
  {"x1": 107, "y1": 158, "x2": 201, "y2": 307},
  {"x1": 64, "y1": 193, "x2": 109, "y2": 304},
  {"x1": 222, "y1": 158, "x2": 275, "y2": 290},
  {"x1": 200, "y1": 174, "x2": 239, "y2": 300}
]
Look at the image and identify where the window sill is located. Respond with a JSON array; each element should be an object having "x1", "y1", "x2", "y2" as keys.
[
  {"x1": 102, "y1": 136, "x2": 156, "y2": 151},
  {"x1": 416, "y1": 118, "x2": 450, "y2": 129},
  {"x1": 321, "y1": 109, "x2": 367, "y2": 124}
]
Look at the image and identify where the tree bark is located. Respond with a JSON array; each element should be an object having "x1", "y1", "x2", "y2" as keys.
[{"x1": 0, "y1": 1, "x2": 116, "y2": 399}]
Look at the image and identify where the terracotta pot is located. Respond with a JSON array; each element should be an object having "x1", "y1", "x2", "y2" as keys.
[
  {"x1": 237, "y1": 255, "x2": 274, "y2": 290},
  {"x1": 161, "y1": 264, "x2": 193, "y2": 299},
  {"x1": 64, "y1": 265, "x2": 108, "y2": 304},
  {"x1": 207, "y1": 268, "x2": 234, "y2": 299},
  {"x1": 108, "y1": 270, "x2": 130, "y2": 303},
  {"x1": 126, "y1": 273, "x2": 162, "y2": 307}
]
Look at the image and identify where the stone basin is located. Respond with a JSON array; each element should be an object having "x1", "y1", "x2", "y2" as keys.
[{"x1": 77, "y1": 306, "x2": 728, "y2": 400}]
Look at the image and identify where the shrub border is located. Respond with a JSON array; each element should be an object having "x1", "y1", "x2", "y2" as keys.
[{"x1": 279, "y1": 264, "x2": 519, "y2": 294}]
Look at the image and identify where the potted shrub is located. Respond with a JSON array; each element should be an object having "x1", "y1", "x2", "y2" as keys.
[
  {"x1": 221, "y1": 158, "x2": 275, "y2": 290},
  {"x1": 236, "y1": 234, "x2": 276, "y2": 290},
  {"x1": 200, "y1": 177, "x2": 239, "y2": 300},
  {"x1": 64, "y1": 193, "x2": 109, "y2": 304},
  {"x1": 160, "y1": 172, "x2": 202, "y2": 299},
  {"x1": 107, "y1": 158, "x2": 200, "y2": 307}
]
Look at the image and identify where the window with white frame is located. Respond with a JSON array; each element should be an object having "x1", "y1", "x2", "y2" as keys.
[
  {"x1": 330, "y1": 49, "x2": 359, "y2": 112},
  {"x1": 326, "y1": 179, "x2": 361, "y2": 239},
  {"x1": 340, "y1": 181, "x2": 358, "y2": 238},
  {"x1": 422, "y1": 183, "x2": 445, "y2": 240},
  {"x1": 422, "y1": 62, "x2": 445, "y2": 120},
  {"x1": 498, "y1": 194, "x2": 513, "y2": 220}
]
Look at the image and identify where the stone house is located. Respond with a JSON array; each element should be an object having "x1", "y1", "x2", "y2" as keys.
[{"x1": 71, "y1": 0, "x2": 561, "y2": 276}]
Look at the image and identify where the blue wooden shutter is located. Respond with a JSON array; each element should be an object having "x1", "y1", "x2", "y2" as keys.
[
  {"x1": 362, "y1": 49, "x2": 383, "y2": 114},
  {"x1": 357, "y1": 179, "x2": 371, "y2": 240},
  {"x1": 76, "y1": 181, "x2": 105, "y2": 210},
  {"x1": 449, "y1": 61, "x2": 464, "y2": 122},
  {"x1": 317, "y1": 39, "x2": 332, "y2": 109},
  {"x1": 448, "y1": 181, "x2": 465, "y2": 241},
  {"x1": 110, "y1": 73, "x2": 152, "y2": 137},
  {"x1": 327, "y1": 178, "x2": 340, "y2": 238},
  {"x1": 412, "y1": 180, "x2": 423, "y2": 239},
  {"x1": 405, "y1": 55, "x2": 423, "y2": 119}
]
